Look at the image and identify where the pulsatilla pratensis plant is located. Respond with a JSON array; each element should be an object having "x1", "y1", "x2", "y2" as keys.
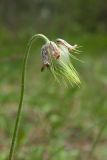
[{"x1": 8, "y1": 34, "x2": 81, "y2": 160}]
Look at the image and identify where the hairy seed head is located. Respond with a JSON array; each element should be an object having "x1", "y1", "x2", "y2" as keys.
[{"x1": 40, "y1": 37, "x2": 81, "y2": 86}]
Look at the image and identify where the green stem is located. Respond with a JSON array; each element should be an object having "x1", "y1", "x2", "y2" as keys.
[
  {"x1": 87, "y1": 121, "x2": 107, "y2": 160},
  {"x1": 8, "y1": 34, "x2": 49, "y2": 160}
]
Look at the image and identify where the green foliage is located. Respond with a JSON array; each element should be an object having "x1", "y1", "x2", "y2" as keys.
[{"x1": 0, "y1": 32, "x2": 107, "y2": 159}]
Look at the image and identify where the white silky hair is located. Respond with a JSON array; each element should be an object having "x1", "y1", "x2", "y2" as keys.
[{"x1": 58, "y1": 44, "x2": 70, "y2": 63}]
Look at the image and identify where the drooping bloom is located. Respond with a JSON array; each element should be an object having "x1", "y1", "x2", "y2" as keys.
[
  {"x1": 41, "y1": 41, "x2": 60, "y2": 71},
  {"x1": 41, "y1": 43, "x2": 50, "y2": 71},
  {"x1": 41, "y1": 38, "x2": 81, "y2": 86}
]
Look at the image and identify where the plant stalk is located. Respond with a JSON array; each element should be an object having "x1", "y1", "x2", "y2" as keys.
[{"x1": 8, "y1": 34, "x2": 49, "y2": 160}]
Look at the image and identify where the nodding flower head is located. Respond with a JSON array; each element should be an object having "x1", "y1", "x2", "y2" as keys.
[
  {"x1": 41, "y1": 41, "x2": 60, "y2": 71},
  {"x1": 40, "y1": 36, "x2": 81, "y2": 86}
]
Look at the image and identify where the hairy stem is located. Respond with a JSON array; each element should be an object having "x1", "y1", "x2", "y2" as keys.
[{"x1": 8, "y1": 34, "x2": 49, "y2": 160}]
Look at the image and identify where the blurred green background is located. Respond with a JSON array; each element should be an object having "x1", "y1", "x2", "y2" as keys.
[{"x1": 0, "y1": 0, "x2": 107, "y2": 159}]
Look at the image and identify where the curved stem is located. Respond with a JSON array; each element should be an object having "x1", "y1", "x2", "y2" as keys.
[{"x1": 8, "y1": 34, "x2": 49, "y2": 160}]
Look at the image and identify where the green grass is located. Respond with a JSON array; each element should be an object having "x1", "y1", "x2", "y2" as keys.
[{"x1": 0, "y1": 32, "x2": 107, "y2": 160}]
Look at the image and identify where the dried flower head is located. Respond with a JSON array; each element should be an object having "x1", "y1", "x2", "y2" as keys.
[
  {"x1": 41, "y1": 41, "x2": 60, "y2": 71},
  {"x1": 40, "y1": 37, "x2": 81, "y2": 86},
  {"x1": 41, "y1": 43, "x2": 50, "y2": 71},
  {"x1": 49, "y1": 41, "x2": 60, "y2": 59}
]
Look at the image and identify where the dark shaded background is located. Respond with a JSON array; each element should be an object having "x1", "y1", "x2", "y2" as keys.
[{"x1": 0, "y1": 0, "x2": 107, "y2": 33}]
